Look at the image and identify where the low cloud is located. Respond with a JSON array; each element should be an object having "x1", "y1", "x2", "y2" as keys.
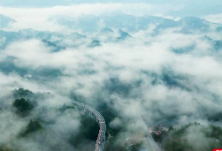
[
  {"x1": 0, "y1": 9, "x2": 222, "y2": 150},
  {"x1": 0, "y1": 3, "x2": 177, "y2": 32},
  {"x1": 204, "y1": 13, "x2": 222, "y2": 24}
]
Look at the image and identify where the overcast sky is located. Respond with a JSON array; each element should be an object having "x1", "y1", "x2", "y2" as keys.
[{"x1": 0, "y1": 0, "x2": 222, "y2": 17}]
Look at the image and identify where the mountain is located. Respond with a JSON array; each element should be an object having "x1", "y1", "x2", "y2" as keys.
[
  {"x1": 51, "y1": 11, "x2": 222, "y2": 34},
  {"x1": 216, "y1": 26, "x2": 222, "y2": 32},
  {"x1": 0, "y1": 29, "x2": 88, "y2": 49},
  {"x1": 200, "y1": 35, "x2": 222, "y2": 51},
  {"x1": 52, "y1": 11, "x2": 172, "y2": 33},
  {"x1": 99, "y1": 27, "x2": 114, "y2": 34},
  {"x1": 178, "y1": 17, "x2": 211, "y2": 33},
  {"x1": 94, "y1": 28, "x2": 132, "y2": 43},
  {"x1": 0, "y1": 14, "x2": 16, "y2": 28},
  {"x1": 117, "y1": 29, "x2": 132, "y2": 40},
  {"x1": 41, "y1": 39, "x2": 65, "y2": 52}
]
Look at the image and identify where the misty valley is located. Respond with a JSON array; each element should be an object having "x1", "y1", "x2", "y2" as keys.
[{"x1": 1, "y1": 2, "x2": 222, "y2": 151}]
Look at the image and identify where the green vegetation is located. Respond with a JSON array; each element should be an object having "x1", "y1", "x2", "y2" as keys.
[
  {"x1": 11, "y1": 88, "x2": 46, "y2": 138},
  {"x1": 13, "y1": 88, "x2": 50, "y2": 101},
  {"x1": 0, "y1": 145, "x2": 18, "y2": 151},
  {"x1": 20, "y1": 120, "x2": 43, "y2": 137},
  {"x1": 12, "y1": 98, "x2": 34, "y2": 115},
  {"x1": 13, "y1": 88, "x2": 34, "y2": 99},
  {"x1": 8, "y1": 88, "x2": 222, "y2": 151},
  {"x1": 152, "y1": 130, "x2": 168, "y2": 143},
  {"x1": 69, "y1": 115, "x2": 99, "y2": 144},
  {"x1": 104, "y1": 138, "x2": 127, "y2": 151},
  {"x1": 80, "y1": 116, "x2": 100, "y2": 140},
  {"x1": 162, "y1": 123, "x2": 222, "y2": 151},
  {"x1": 97, "y1": 103, "x2": 129, "y2": 151},
  {"x1": 104, "y1": 134, "x2": 141, "y2": 151},
  {"x1": 67, "y1": 102, "x2": 127, "y2": 151},
  {"x1": 12, "y1": 88, "x2": 51, "y2": 116},
  {"x1": 208, "y1": 112, "x2": 222, "y2": 122}
]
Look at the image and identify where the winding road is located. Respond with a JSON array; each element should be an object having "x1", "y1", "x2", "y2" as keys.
[
  {"x1": 73, "y1": 101, "x2": 106, "y2": 151},
  {"x1": 73, "y1": 100, "x2": 159, "y2": 151}
]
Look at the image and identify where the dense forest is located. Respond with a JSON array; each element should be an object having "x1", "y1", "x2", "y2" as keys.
[
  {"x1": 153, "y1": 123, "x2": 222, "y2": 151},
  {"x1": 1, "y1": 88, "x2": 222, "y2": 151}
]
